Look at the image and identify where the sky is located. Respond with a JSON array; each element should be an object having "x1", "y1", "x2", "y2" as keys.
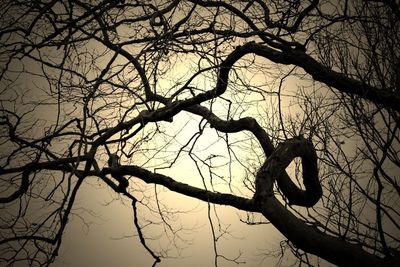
[
  {"x1": 2, "y1": 1, "x2": 396, "y2": 266},
  {"x1": 2, "y1": 47, "x2": 337, "y2": 267}
]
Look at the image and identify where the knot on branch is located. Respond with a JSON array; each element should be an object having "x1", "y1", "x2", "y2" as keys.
[
  {"x1": 254, "y1": 136, "x2": 322, "y2": 207},
  {"x1": 150, "y1": 11, "x2": 164, "y2": 26},
  {"x1": 107, "y1": 154, "x2": 129, "y2": 192}
]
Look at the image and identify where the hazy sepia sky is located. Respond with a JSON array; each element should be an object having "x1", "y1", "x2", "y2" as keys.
[
  {"x1": 46, "y1": 58, "x2": 336, "y2": 267},
  {"x1": 5, "y1": 49, "x2": 338, "y2": 267},
  {"x1": 4, "y1": 1, "x2": 396, "y2": 266},
  {"x1": 49, "y1": 59, "x2": 289, "y2": 266},
  {"x1": 54, "y1": 184, "x2": 284, "y2": 266}
]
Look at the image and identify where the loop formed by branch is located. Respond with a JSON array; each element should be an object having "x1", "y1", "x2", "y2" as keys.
[{"x1": 254, "y1": 136, "x2": 322, "y2": 207}]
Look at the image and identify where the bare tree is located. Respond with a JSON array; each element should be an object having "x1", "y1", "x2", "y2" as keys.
[{"x1": 0, "y1": 0, "x2": 399, "y2": 266}]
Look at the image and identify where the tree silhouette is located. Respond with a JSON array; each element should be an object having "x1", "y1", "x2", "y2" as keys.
[{"x1": 0, "y1": 0, "x2": 399, "y2": 266}]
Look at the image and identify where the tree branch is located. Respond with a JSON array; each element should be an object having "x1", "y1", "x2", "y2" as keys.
[{"x1": 101, "y1": 165, "x2": 258, "y2": 212}]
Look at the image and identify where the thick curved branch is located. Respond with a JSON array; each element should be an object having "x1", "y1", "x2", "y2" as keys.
[
  {"x1": 185, "y1": 104, "x2": 274, "y2": 153},
  {"x1": 246, "y1": 42, "x2": 400, "y2": 112},
  {"x1": 180, "y1": 40, "x2": 400, "y2": 112},
  {"x1": 186, "y1": 105, "x2": 321, "y2": 206},
  {"x1": 260, "y1": 197, "x2": 398, "y2": 267},
  {"x1": 101, "y1": 165, "x2": 258, "y2": 212},
  {"x1": 184, "y1": 41, "x2": 399, "y2": 112},
  {"x1": 253, "y1": 137, "x2": 395, "y2": 266}
]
